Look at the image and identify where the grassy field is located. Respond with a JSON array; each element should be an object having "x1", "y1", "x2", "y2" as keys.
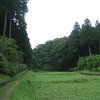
[{"x1": 9, "y1": 71, "x2": 100, "y2": 100}]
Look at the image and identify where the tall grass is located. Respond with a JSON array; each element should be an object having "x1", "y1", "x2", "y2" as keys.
[
  {"x1": 10, "y1": 71, "x2": 35, "y2": 100},
  {"x1": 10, "y1": 71, "x2": 100, "y2": 100},
  {"x1": 33, "y1": 72, "x2": 100, "y2": 100}
]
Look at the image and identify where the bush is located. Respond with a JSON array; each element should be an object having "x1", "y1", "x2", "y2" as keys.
[
  {"x1": 0, "y1": 36, "x2": 24, "y2": 63},
  {"x1": 0, "y1": 53, "x2": 27, "y2": 77},
  {"x1": 77, "y1": 57, "x2": 87, "y2": 70},
  {"x1": 0, "y1": 53, "x2": 8, "y2": 74},
  {"x1": 0, "y1": 36, "x2": 27, "y2": 77},
  {"x1": 6, "y1": 63, "x2": 27, "y2": 77},
  {"x1": 77, "y1": 55, "x2": 100, "y2": 71},
  {"x1": 0, "y1": 74, "x2": 10, "y2": 85}
]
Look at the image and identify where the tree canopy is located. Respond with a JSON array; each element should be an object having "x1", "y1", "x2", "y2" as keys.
[
  {"x1": 32, "y1": 19, "x2": 100, "y2": 71},
  {"x1": 0, "y1": 0, "x2": 32, "y2": 65}
]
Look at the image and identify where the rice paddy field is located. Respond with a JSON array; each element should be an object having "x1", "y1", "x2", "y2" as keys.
[{"x1": 10, "y1": 71, "x2": 100, "y2": 100}]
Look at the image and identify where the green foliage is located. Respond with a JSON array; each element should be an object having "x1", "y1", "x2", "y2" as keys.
[
  {"x1": 0, "y1": 0, "x2": 32, "y2": 65},
  {"x1": 10, "y1": 80, "x2": 35, "y2": 100},
  {"x1": 32, "y1": 19, "x2": 100, "y2": 71},
  {"x1": 0, "y1": 57, "x2": 27, "y2": 77},
  {"x1": 0, "y1": 71, "x2": 28, "y2": 98},
  {"x1": 4, "y1": 47, "x2": 24, "y2": 63},
  {"x1": 7, "y1": 63, "x2": 27, "y2": 77},
  {"x1": 0, "y1": 53, "x2": 8, "y2": 74},
  {"x1": 10, "y1": 71, "x2": 35, "y2": 100},
  {"x1": 0, "y1": 36, "x2": 27, "y2": 77},
  {"x1": 10, "y1": 71, "x2": 100, "y2": 100},
  {"x1": 0, "y1": 74, "x2": 10, "y2": 85},
  {"x1": 32, "y1": 37, "x2": 68, "y2": 71},
  {"x1": 0, "y1": 36, "x2": 18, "y2": 49},
  {"x1": 77, "y1": 55, "x2": 100, "y2": 71},
  {"x1": 0, "y1": 36, "x2": 24, "y2": 63},
  {"x1": 77, "y1": 57, "x2": 87, "y2": 70}
]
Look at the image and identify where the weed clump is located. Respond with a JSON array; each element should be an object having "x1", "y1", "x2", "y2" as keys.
[{"x1": 73, "y1": 78, "x2": 89, "y2": 83}]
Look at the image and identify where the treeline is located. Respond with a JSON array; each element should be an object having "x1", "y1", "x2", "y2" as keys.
[
  {"x1": 0, "y1": 0, "x2": 32, "y2": 76},
  {"x1": 32, "y1": 19, "x2": 100, "y2": 71}
]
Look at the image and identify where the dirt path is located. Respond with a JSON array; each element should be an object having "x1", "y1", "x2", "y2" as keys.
[
  {"x1": 1, "y1": 72, "x2": 29, "y2": 100},
  {"x1": 1, "y1": 81, "x2": 20, "y2": 100}
]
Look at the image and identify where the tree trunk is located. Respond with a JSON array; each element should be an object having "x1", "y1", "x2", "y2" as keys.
[
  {"x1": 77, "y1": 49, "x2": 80, "y2": 58},
  {"x1": 88, "y1": 43, "x2": 92, "y2": 56},
  {"x1": 99, "y1": 42, "x2": 100, "y2": 54},
  {"x1": 1, "y1": 9, "x2": 8, "y2": 53},
  {"x1": 9, "y1": 19, "x2": 12, "y2": 38}
]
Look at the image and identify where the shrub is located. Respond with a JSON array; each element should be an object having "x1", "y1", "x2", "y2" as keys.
[
  {"x1": 77, "y1": 55, "x2": 100, "y2": 71},
  {"x1": 0, "y1": 74, "x2": 10, "y2": 85},
  {"x1": 0, "y1": 36, "x2": 26, "y2": 77},
  {"x1": 77, "y1": 57, "x2": 87, "y2": 70},
  {"x1": 0, "y1": 53, "x2": 27, "y2": 77},
  {"x1": 0, "y1": 36, "x2": 24, "y2": 63},
  {"x1": 0, "y1": 53, "x2": 9, "y2": 74}
]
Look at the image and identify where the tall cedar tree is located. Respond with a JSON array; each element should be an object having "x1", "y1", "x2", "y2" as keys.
[{"x1": 0, "y1": 0, "x2": 32, "y2": 65}]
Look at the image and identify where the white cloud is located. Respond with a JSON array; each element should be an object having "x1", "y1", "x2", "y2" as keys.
[{"x1": 26, "y1": 0, "x2": 100, "y2": 48}]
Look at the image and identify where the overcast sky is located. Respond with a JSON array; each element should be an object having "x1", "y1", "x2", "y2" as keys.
[{"x1": 26, "y1": 0, "x2": 100, "y2": 48}]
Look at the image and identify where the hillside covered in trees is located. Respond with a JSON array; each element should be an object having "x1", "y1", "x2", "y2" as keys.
[
  {"x1": 0, "y1": 0, "x2": 32, "y2": 76},
  {"x1": 0, "y1": 0, "x2": 100, "y2": 74},
  {"x1": 32, "y1": 19, "x2": 100, "y2": 71}
]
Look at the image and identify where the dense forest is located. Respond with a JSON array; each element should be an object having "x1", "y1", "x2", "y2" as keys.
[
  {"x1": 32, "y1": 19, "x2": 100, "y2": 71},
  {"x1": 0, "y1": 0, "x2": 32, "y2": 76},
  {"x1": 0, "y1": 0, "x2": 100, "y2": 76}
]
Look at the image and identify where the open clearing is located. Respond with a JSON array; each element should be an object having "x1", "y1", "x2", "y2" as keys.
[{"x1": 8, "y1": 71, "x2": 100, "y2": 100}]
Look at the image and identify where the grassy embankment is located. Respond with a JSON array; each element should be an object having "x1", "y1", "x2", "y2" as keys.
[
  {"x1": 0, "y1": 70, "x2": 28, "y2": 98},
  {"x1": 9, "y1": 71, "x2": 100, "y2": 100},
  {"x1": 10, "y1": 71, "x2": 35, "y2": 100}
]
